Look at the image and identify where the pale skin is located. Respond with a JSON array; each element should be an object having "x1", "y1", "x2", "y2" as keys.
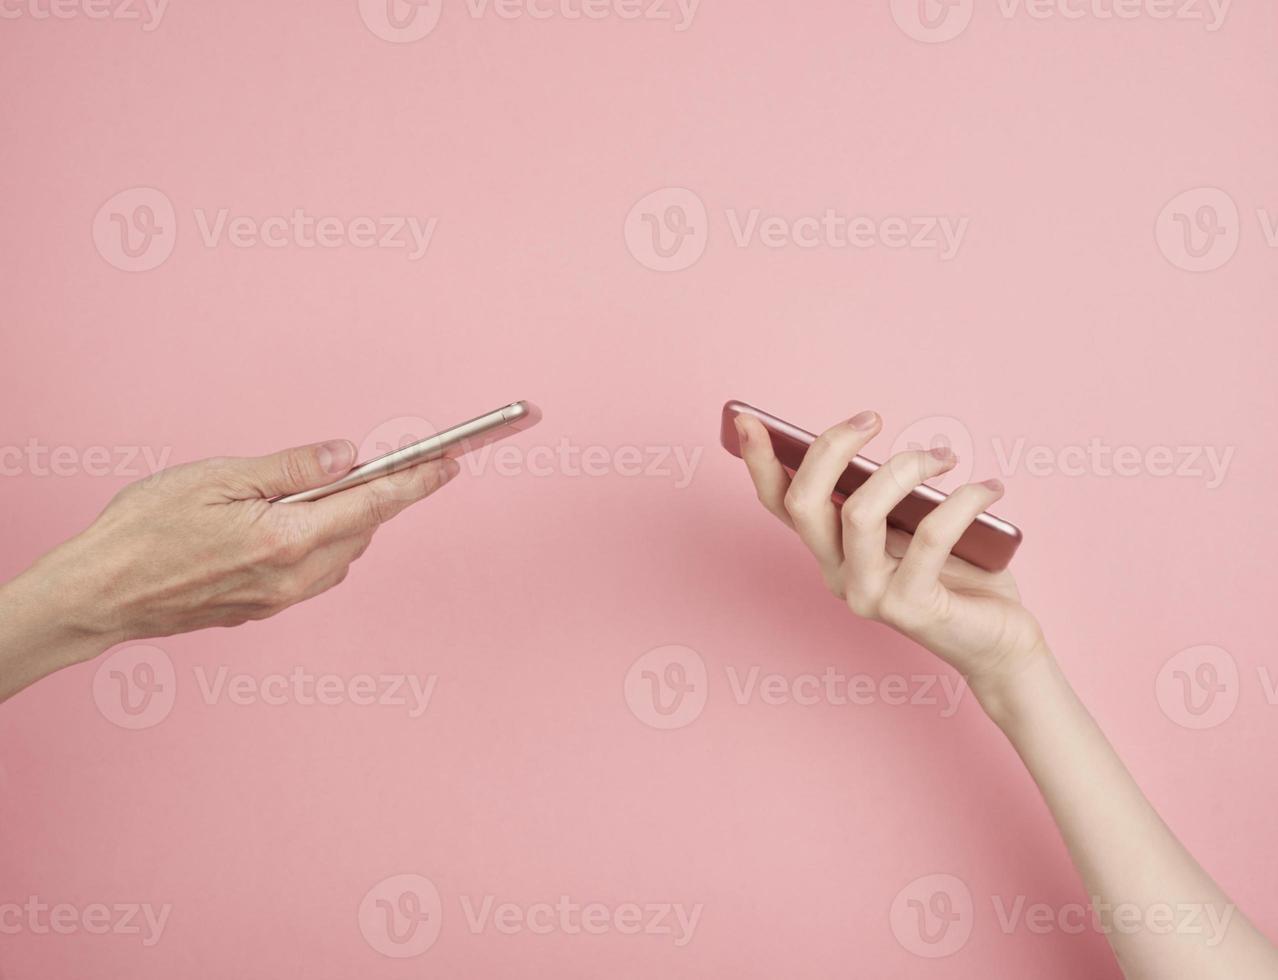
[
  {"x1": 733, "y1": 409, "x2": 1278, "y2": 979},
  {"x1": 0, "y1": 438, "x2": 458, "y2": 701}
]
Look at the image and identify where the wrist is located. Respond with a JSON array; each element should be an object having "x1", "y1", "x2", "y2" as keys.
[
  {"x1": 11, "y1": 537, "x2": 123, "y2": 666},
  {"x1": 967, "y1": 643, "x2": 1071, "y2": 733}
]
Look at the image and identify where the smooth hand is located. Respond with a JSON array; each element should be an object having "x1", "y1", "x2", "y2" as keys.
[{"x1": 735, "y1": 411, "x2": 1046, "y2": 695}]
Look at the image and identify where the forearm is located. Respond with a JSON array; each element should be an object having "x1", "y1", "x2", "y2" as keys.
[
  {"x1": 0, "y1": 547, "x2": 116, "y2": 702},
  {"x1": 974, "y1": 650, "x2": 1278, "y2": 979}
]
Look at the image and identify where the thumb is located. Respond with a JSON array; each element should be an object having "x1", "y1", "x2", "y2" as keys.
[{"x1": 226, "y1": 440, "x2": 358, "y2": 499}]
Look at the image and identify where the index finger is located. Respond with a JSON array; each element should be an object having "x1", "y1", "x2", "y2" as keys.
[{"x1": 304, "y1": 457, "x2": 461, "y2": 537}]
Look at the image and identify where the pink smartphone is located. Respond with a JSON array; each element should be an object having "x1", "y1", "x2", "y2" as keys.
[{"x1": 721, "y1": 400, "x2": 1022, "y2": 572}]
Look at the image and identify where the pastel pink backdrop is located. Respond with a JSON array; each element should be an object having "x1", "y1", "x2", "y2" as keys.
[{"x1": 2, "y1": 1, "x2": 1276, "y2": 977}]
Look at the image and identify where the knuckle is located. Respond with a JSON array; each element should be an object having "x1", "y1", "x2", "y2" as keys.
[
  {"x1": 259, "y1": 522, "x2": 311, "y2": 565},
  {"x1": 275, "y1": 537, "x2": 310, "y2": 566},
  {"x1": 878, "y1": 589, "x2": 921, "y2": 629},
  {"x1": 194, "y1": 457, "x2": 239, "y2": 491},
  {"x1": 808, "y1": 430, "x2": 838, "y2": 458},
  {"x1": 279, "y1": 451, "x2": 314, "y2": 492},
  {"x1": 912, "y1": 519, "x2": 949, "y2": 551},
  {"x1": 845, "y1": 591, "x2": 877, "y2": 618},
  {"x1": 822, "y1": 572, "x2": 845, "y2": 600},
  {"x1": 202, "y1": 456, "x2": 235, "y2": 475},
  {"x1": 841, "y1": 501, "x2": 877, "y2": 531},
  {"x1": 362, "y1": 491, "x2": 394, "y2": 528},
  {"x1": 782, "y1": 487, "x2": 810, "y2": 518},
  {"x1": 269, "y1": 572, "x2": 306, "y2": 605}
]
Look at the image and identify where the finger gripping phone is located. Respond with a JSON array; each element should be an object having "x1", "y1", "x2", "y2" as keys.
[
  {"x1": 275, "y1": 400, "x2": 542, "y2": 504},
  {"x1": 721, "y1": 400, "x2": 1022, "y2": 572}
]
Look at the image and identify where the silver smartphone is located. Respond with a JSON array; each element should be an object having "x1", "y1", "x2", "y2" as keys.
[{"x1": 275, "y1": 400, "x2": 543, "y2": 504}]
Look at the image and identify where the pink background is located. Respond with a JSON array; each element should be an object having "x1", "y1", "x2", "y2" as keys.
[{"x1": 2, "y1": 1, "x2": 1276, "y2": 977}]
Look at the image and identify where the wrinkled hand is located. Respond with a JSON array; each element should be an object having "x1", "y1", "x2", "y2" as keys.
[
  {"x1": 36, "y1": 439, "x2": 458, "y2": 648},
  {"x1": 735, "y1": 411, "x2": 1045, "y2": 691}
]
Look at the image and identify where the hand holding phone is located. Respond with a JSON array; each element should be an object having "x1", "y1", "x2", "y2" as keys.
[
  {"x1": 721, "y1": 400, "x2": 1020, "y2": 571},
  {"x1": 725, "y1": 400, "x2": 1044, "y2": 698}
]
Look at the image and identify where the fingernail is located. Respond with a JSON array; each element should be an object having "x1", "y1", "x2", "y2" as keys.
[
  {"x1": 847, "y1": 411, "x2": 878, "y2": 430},
  {"x1": 982, "y1": 478, "x2": 1004, "y2": 492},
  {"x1": 929, "y1": 446, "x2": 955, "y2": 461},
  {"x1": 734, "y1": 416, "x2": 749, "y2": 445},
  {"x1": 318, "y1": 440, "x2": 356, "y2": 475},
  {"x1": 441, "y1": 457, "x2": 461, "y2": 481}
]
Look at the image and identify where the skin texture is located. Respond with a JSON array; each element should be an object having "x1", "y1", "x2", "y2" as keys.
[
  {"x1": 0, "y1": 438, "x2": 458, "y2": 701},
  {"x1": 734, "y1": 410, "x2": 1278, "y2": 980}
]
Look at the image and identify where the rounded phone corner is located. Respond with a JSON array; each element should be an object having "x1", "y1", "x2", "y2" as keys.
[
  {"x1": 505, "y1": 400, "x2": 543, "y2": 430},
  {"x1": 720, "y1": 400, "x2": 748, "y2": 457}
]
